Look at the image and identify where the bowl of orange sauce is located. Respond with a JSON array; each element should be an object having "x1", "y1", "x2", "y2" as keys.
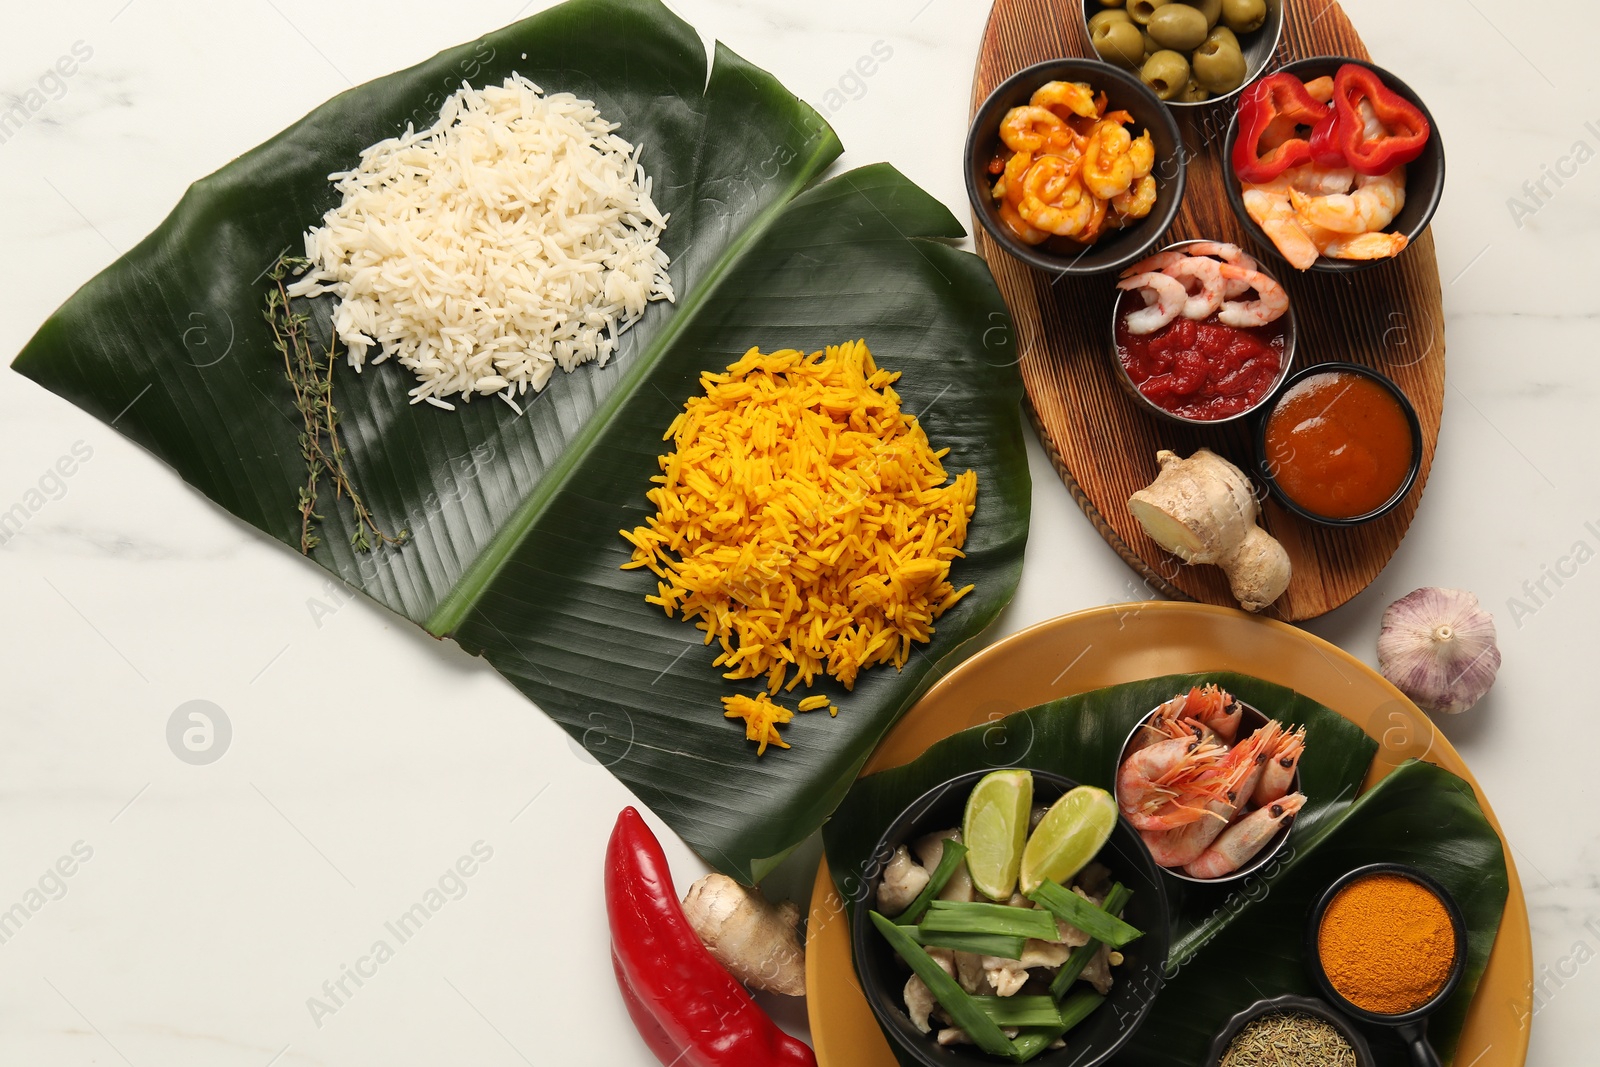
[{"x1": 1254, "y1": 363, "x2": 1422, "y2": 525}]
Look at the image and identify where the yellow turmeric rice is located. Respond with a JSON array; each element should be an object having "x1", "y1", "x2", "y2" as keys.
[{"x1": 621, "y1": 341, "x2": 978, "y2": 734}]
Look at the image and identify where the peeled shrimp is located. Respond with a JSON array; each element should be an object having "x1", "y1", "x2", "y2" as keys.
[
  {"x1": 1217, "y1": 263, "x2": 1290, "y2": 328},
  {"x1": 998, "y1": 200, "x2": 1048, "y2": 245},
  {"x1": 1081, "y1": 121, "x2": 1134, "y2": 201},
  {"x1": 1116, "y1": 272, "x2": 1187, "y2": 335},
  {"x1": 1317, "y1": 230, "x2": 1409, "y2": 259},
  {"x1": 1000, "y1": 105, "x2": 1075, "y2": 155},
  {"x1": 1183, "y1": 793, "x2": 1305, "y2": 879},
  {"x1": 1164, "y1": 255, "x2": 1225, "y2": 321},
  {"x1": 1127, "y1": 131, "x2": 1155, "y2": 180},
  {"x1": 1119, "y1": 251, "x2": 1187, "y2": 278},
  {"x1": 1111, "y1": 174, "x2": 1157, "y2": 220},
  {"x1": 1029, "y1": 79, "x2": 1099, "y2": 120},
  {"x1": 1183, "y1": 242, "x2": 1257, "y2": 271},
  {"x1": 1243, "y1": 185, "x2": 1321, "y2": 271},
  {"x1": 1291, "y1": 166, "x2": 1406, "y2": 235},
  {"x1": 1117, "y1": 734, "x2": 1231, "y2": 831},
  {"x1": 1251, "y1": 725, "x2": 1305, "y2": 807}
]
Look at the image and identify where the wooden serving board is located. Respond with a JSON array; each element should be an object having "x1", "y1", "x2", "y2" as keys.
[{"x1": 971, "y1": 0, "x2": 1446, "y2": 622}]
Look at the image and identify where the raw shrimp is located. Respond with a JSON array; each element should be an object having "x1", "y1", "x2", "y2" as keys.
[
  {"x1": 1030, "y1": 79, "x2": 1099, "y2": 120},
  {"x1": 1242, "y1": 185, "x2": 1320, "y2": 271},
  {"x1": 1216, "y1": 264, "x2": 1290, "y2": 328},
  {"x1": 1252, "y1": 725, "x2": 1305, "y2": 806},
  {"x1": 1117, "y1": 735, "x2": 1232, "y2": 831},
  {"x1": 1116, "y1": 272, "x2": 1187, "y2": 335},
  {"x1": 1291, "y1": 167, "x2": 1406, "y2": 235},
  {"x1": 1000, "y1": 105, "x2": 1075, "y2": 155},
  {"x1": 1081, "y1": 121, "x2": 1135, "y2": 201},
  {"x1": 1183, "y1": 794, "x2": 1305, "y2": 879},
  {"x1": 1164, "y1": 255, "x2": 1225, "y2": 321}
]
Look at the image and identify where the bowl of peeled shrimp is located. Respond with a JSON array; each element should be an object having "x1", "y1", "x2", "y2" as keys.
[
  {"x1": 1110, "y1": 239, "x2": 1296, "y2": 425},
  {"x1": 1114, "y1": 684, "x2": 1306, "y2": 884},
  {"x1": 965, "y1": 58, "x2": 1185, "y2": 276},
  {"x1": 1221, "y1": 56, "x2": 1446, "y2": 274}
]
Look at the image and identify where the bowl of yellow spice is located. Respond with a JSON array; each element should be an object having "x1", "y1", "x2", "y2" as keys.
[{"x1": 1305, "y1": 863, "x2": 1468, "y2": 1067}]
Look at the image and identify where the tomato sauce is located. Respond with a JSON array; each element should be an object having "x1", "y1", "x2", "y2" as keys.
[
  {"x1": 1114, "y1": 297, "x2": 1287, "y2": 421},
  {"x1": 1263, "y1": 370, "x2": 1414, "y2": 520}
]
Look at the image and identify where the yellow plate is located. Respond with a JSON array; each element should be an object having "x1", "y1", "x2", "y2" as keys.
[{"x1": 805, "y1": 602, "x2": 1530, "y2": 1067}]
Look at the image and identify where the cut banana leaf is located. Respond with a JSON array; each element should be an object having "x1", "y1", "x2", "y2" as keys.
[
  {"x1": 823, "y1": 673, "x2": 1509, "y2": 1067},
  {"x1": 10, "y1": 0, "x2": 1029, "y2": 882}
]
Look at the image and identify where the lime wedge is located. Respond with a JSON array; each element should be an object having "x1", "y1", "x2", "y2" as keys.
[
  {"x1": 1019, "y1": 785, "x2": 1118, "y2": 896},
  {"x1": 962, "y1": 769, "x2": 1033, "y2": 901}
]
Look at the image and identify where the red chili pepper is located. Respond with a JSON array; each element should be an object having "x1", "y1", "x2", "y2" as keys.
[
  {"x1": 1232, "y1": 73, "x2": 1327, "y2": 184},
  {"x1": 1331, "y1": 63, "x2": 1430, "y2": 176},
  {"x1": 606, "y1": 807, "x2": 817, "y2": 1067}
]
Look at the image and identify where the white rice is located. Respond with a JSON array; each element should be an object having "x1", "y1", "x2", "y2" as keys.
[{"x1": 287, "y1": 74, "x2": 674, "y2": 406}]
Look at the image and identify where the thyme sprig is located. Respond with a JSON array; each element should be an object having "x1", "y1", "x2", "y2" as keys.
[{"x1": 264, "y1": 255, "x2": 408, "y2": 554}]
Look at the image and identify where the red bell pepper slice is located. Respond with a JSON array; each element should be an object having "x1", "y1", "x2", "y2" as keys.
[
  {"x1": 1232, "y1": 73, "x2": 1328, "y2": 184},
  {"x1": 1307, "y1": 107, "x2": 1347, "y2": 168},
  {"x1": 1332, "y1": 63, "x2": 1430, "y2": 176}
]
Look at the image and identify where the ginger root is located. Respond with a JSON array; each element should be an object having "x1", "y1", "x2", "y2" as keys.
[
  {"x1": 1127, "y1": 448, "x2": 1291, "y2": 612},
  {"x1": 681, "y1": 873, "x2": 806, "y2": 996}
]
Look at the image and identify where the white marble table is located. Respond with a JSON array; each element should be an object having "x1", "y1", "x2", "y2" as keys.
[{"x1": 0, "y1": 1, "x2": 1592, "y2": 1063}]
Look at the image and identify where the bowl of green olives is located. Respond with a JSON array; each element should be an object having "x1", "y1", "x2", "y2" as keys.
[
  {"x1": 965, "y1": 58, "x2": 1185, "y2": 276},
  {"x1": 1084, "y1": 0, "x2": 1285, "y2": 108}
]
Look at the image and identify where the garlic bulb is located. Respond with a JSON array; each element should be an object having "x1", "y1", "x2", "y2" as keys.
[{"x1": 1377, "y1": 588, "x2": 1501, "y2": 715}]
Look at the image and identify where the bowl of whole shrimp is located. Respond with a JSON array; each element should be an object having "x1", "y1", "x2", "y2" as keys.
[
  {"x1": 1115, "y1": 684, "x2": 1307, "y2": 884},
  {"x1": 1110, "y1": 239, "x2": 1296, "y2": 425},
  {"x1": 1221, "y1": 57, "x2": 1446, "y2": 274},
  {"x1": 965, "y1": 58, "x2": 1185, "y2": 276}
]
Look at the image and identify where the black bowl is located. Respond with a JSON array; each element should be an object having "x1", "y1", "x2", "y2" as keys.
[
  {"x1": 849, "y1": 769, "x2": 1170, "y2": 1067},
  {"x1": 1079, "y1": 0, "x2": 1287, "y2": 112},
  {"x1": 1252, "y1": 361, "x2": 1424, "y2": 526},
  {"x1": 1221, "y1": 57, "x2": 1446, "y2": 274},
  {"x1": 966, "y1": 58, "x2": 1185, "y2": 276},
  {"x1": 1205, "y1": 994, "x2": 1377, "y2": 1067},
  {"x1": 1305, "y1": 863, "x2": 1468, "y2": 1025},
  {"x1": 1114, "y1": 697, "x2": 1301, "y2": 884}
]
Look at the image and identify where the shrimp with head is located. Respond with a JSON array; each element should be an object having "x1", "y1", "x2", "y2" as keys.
[
  {"x1": 1116, "y1": 734, "x2": 1233, "y2": 832},
  {"x1": 1183, "y1": 793, "x2": 1306, "y2": 879}
]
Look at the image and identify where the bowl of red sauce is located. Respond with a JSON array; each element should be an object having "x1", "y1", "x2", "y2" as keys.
[
  {"x1": 1111, "y1": 239, "x2": 1295, "y2": 424},
  {"x1": 1254, "y1": 363, "x2": 1422, "y2": 525}
]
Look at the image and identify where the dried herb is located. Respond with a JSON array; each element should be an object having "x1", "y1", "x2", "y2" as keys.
[
  {"x1": 1219, "y1": 1011, "x2": 1357, "y2": 1067},
  {"x1": 264, "y1": 256, "x2": 407, "y2": 554}
]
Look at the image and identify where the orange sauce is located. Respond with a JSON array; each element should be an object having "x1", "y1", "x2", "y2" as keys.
[{"x1": 1263, "y1": 371, "x2": 1413, "y2": 520}]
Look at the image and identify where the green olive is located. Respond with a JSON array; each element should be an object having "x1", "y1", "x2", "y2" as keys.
[
  {"x1": 1140, "y1": 49, "x2": 1191, "y2": 101},
  {"x1": 1147, "y1": 4, "x2": 1209, "y2": 50},
  {"x1": 1142, "y1": 29, "x2": 1157, "y2": 58},
  {"x1": 1184, "y1": 0, "x2": 1223, "y2": 28},
  {"x1": 1192, "y1": 26, "x2": 1247, "y2": 93},
  {"x1": 1127, "y1": 0, "x2": 1171, "y2": 26},
  {"x1": 1092, "y1": 20, "x2": 1147, "y2": 68},
  {"x1": 1179, "y1": 78, "x2": 1211, "y2": 103},
  {"x1": 1088, "y1": 8, "x2": 1133, "y2": 35},
  {"x1": 1221, "y1": 0, "x2": 1267, "y2": 33}
]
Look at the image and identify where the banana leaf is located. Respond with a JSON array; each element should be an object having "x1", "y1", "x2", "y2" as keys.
[
  {"x1": 823, "y1": 673, "x2": 1509, "y2": 1066},
  {"x1": 9, "y1": 0, "x2": 1030, "y2": 883}
]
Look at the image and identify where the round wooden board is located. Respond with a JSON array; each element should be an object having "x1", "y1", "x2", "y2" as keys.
[
  {"x1": 971, "y1": 0, "x2": 1446, "y2": 622},
  {"x1": 805, "y1": 604, "x2": 1531, "y2": 1067}
]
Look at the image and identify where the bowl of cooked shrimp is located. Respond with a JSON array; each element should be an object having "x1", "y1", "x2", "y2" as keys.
[
  {"x1": 1221, "y1": 57, "x2": 1445, "y2": 274},
  {"x1": 966, "y1": 58, "x2": 1185, "y2": 276},
  {"x1": 1115, "y1": 684, "x2": 1306, "y2": 884},
  {"x1": 1110, "y1": 239, "x2": 1296, "y2": 424}
]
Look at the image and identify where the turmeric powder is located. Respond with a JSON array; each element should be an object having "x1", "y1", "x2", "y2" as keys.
[{"x1": 1317, "y1": 872, "x2": 1457, "y2": 1015}]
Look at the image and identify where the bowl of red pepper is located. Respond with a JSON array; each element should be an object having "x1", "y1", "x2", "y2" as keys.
[{"x1": 1222, "y1": 57, "x2": 1445, "y2": 274}]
